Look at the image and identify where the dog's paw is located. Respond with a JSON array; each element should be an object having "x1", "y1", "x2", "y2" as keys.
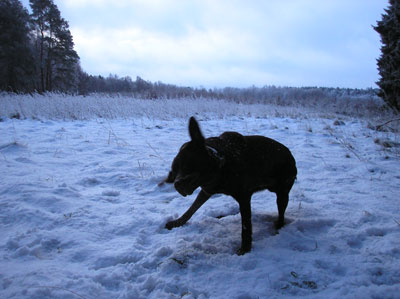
[
  {"x1": 274, "y1": 219, "x2": 285, "y2": 230},
  {"x1": 165, "y1": 221, "x2": 175, "y2": 230},
  {"x1": 236, "y1": 246, "x2": 251, "y2": 256},
  {"x1": 165, "y1": 219, "x2": 182, "y2": 230}
]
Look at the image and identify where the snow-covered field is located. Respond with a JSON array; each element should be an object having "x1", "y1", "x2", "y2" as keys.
[{"x1": 1, "y1": 94, "x2": 400, "y2": 298}]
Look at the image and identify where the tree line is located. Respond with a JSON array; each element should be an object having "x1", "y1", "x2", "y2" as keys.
[{"x1": 0, "y1": 0, "x2": 397, "y2": 112}]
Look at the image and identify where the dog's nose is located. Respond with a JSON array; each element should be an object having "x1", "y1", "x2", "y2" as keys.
[{"x1": 165, "y1": 171, "x2": 177, "y2": 183}]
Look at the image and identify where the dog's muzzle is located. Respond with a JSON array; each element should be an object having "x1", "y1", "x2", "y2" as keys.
[
  {"x1": 165, "y1": 171, "x2": 177, "y2": 184},
  {"x1": 173, "y1": 174, "x2": 200, "y2": 197}
]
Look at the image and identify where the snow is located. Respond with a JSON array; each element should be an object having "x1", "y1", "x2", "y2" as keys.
[{"x1": 1, "y1": 95, "x2": 400, "y2": 298}]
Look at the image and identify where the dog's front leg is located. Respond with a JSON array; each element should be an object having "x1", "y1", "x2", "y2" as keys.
[
  {"x1": 237, "y1": 197, "x2": 252, "y2": 255},
  {"x1": 165, "y1": 189, "x2": 211, "y2": 230}
]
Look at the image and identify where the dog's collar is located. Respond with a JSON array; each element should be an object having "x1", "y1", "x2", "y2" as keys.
[{"x1": 206, "y1": 145, "x2": 225, "y2": 164}]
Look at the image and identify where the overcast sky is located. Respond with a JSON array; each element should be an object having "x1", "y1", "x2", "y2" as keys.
[{"x1": 22, "y1": 0, "x2": 388, "y2": 88}]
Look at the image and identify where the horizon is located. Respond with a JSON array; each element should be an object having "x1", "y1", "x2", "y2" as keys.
[{"x1": 21, "y1": 0, "x2": 388, "y2": 89}]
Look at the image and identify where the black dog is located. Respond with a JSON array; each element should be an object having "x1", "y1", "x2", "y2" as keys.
[{"x1": 165, "y1": 117, "x2": 297, "y2": 255}]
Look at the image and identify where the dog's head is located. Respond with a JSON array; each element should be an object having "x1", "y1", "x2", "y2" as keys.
[{"x1": 166, "y1": 117, "x2": 223, "y2": 196}]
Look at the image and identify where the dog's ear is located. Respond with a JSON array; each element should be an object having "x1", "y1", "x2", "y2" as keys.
[{"x1": 189, "y1": 117, "x2": 205, "y2": 146}]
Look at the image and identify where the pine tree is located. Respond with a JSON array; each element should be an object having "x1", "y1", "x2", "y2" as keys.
[
  {"x1": 374, "y1": 0, "x2": 400, "y2": 112},
  {"x1": 30, "y1": 0, "x2": 79, "y2": 92},
  {"x1": 0, "y1": 0, "x2": 34, "y2": 92}
]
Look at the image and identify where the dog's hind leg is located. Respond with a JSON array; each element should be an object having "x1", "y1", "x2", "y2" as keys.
[
  {"x1": 165, "y1": 190, "x2": 211, "y2": 230},
  {"x1": 275, "y1": 190, "x2": 289, "y2": 229},
  {"x1": 237, "y1": 196, "x2": 252, "y2": 255}
]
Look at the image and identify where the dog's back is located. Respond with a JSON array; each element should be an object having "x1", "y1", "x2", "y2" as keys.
[
  {"x1": 244, "y1": 135, "x2": 297, "y2": 193},
  {"x1": 205, "y1": 132, "x2": 296, "y2": 195}
]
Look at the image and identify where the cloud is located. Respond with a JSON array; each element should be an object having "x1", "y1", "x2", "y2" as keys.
[
  {"x1": 64, "y1": 0, "x2": 133, "y2": 8},
  {"x1": 72, "y1": 25, "x2": 260, "y2": 84},
  {"x1": 61, "y1": 0, "x2": 385, "y2": 87}
]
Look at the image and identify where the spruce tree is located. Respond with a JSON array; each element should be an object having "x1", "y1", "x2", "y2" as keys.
[
  {"x1": 374, "y1": 0, "x2": 400, "y2": 112},
  {"x1": 30, "y1": 0, "x2": 79, "y2": 92}
]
